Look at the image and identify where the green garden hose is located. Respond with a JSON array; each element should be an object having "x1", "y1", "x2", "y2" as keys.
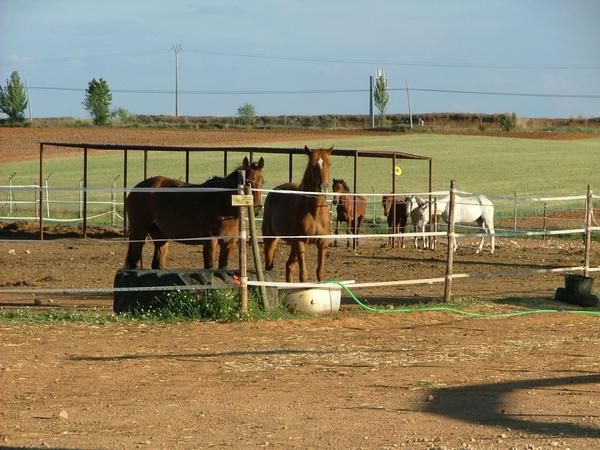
[{"x1": 326, "y1": 281, "x2": 600, "y2": 318}]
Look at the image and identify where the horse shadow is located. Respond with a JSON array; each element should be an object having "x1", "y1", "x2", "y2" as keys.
[{"x1": 424, "y1": 374, "x2": 600, "y2": 438}]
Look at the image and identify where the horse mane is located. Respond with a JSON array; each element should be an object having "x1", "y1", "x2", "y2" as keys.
[{"x1": 200, "y1": 166, "x2": 244, "y2": 189}]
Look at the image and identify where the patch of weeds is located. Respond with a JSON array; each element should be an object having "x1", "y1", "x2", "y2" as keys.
[
  {"x1": 0, "y1": 307, "x2": 118, "y2": 324},
  {"x1": 121, "y1": 288, "x2": 294, "y2": 322}
]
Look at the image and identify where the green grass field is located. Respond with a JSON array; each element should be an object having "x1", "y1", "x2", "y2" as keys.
[{"x1": 1, "y1": 134, "x2": 598, "y2": 225}]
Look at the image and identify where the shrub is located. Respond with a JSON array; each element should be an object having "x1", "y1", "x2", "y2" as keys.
[
  {"x1": 500, "y1": 112, "x2": 519, "y2": 132},
  {"x1": 237, "y1": 103, "x2": 256, "y2": 126}
]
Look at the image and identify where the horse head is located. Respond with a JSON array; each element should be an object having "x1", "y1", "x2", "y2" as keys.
[
  {"x1": 331, "y1": 178, "x2": 346, "y2": 205},
  {"x1": 304, "y1": 145, "x2": 333, "y2": 193},
  {"x1": 243, "y1": 156, "x2": 265, "y2": 216},
  {"x1": 382, "y1": 194, "x2": 394, "y2": 216},
  {"x1": 382, "y1": 194, "x2": 406, "y2": 217}
]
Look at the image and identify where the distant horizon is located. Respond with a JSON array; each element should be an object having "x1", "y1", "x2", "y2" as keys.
[{"x1": 18, "y1": 111, "x2": 600, "y2": 121}]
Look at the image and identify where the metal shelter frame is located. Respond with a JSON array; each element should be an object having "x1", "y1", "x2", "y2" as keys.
[{"x1": 37, "y1": 142, "x2": 432, "y2": 240}]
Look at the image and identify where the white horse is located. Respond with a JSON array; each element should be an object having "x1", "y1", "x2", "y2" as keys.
[
  {"x1": 441, "y1": 194, "x2": 495, "y2": 254},
  {"x1": 409, "y1": 196, "x2": 447, "y2": 249},
  {"x1": 409, "y1": 197, "x2": 431, "y2": 249}
]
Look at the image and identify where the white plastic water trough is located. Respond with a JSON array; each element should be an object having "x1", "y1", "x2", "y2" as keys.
[{"x1": 280, "y1": 281, "x2": 353, "y2": 314}]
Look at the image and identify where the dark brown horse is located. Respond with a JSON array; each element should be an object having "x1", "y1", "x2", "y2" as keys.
[
  {"x1": 124, "y1": 156, "x2": 265, "y2": 270},
  {"x1": 332, "y1": 178, "x2": 366, "y2": 248},
  {"x1": 262, "y1": 146, "x2": 333, "y2": 282},
  {"x1": 382, "y1": 194, "x2": 411, "y2": 248}
]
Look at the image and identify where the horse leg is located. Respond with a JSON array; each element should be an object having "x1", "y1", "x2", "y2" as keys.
[
  {"x1": 413, "y1": 223, "x2": 422, "y2": 249},
  {"x1": 346, "y1": 219, "x2": 351, "y2": 248},
  {"x1": 203, "y1": 239, "x2": 218, "y2": 269},
  {"x1": 399, "y1": 222, "x2": 406, "y2": 248},
  {"x1": 263, "y1": 237, "x2": 279, "y2": 272},
  {"x1": 285, "y1": 242, "x2": 299, "y2": 282},
  {"x1": 296, "y1": 240, "x2": 309, "y2": 282},
  {"x1": 316, "y1": 239, "x2": 329, "y2": 281},
  {"x1": 151, "y1": 241, "x2": 169, "y2": 269},
  {"x1": 354, "y1": 215, "x2": 363, "y2": 249},
  {"x1": 125, "y1": 220, "x2": 149, "y2": 269},
  {"x1": 218, "y1": 238, "x2": 237, "y2": 269},
  {"x1": 474, "y1": 218, "x2": 486, "y2": 254},
  {"x1": 125, "y1": 239, "x2": 144, "y2": 269},
  {"x1": 423, "y1": 225, "x2": 429, "y2": 249},
  {"x1": 333, "y1": 219, "x2": 340, "y2": 247},
  {"x1": 150, "y1": 228, "x2": 169, "y2": 269}
]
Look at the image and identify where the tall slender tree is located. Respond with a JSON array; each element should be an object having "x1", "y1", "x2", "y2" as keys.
[
  {"x1": 0, "y1": 71, "x2": 28, "y2": 123},
  {"x1": 83, "y1": 78, "x2": 112, "y2": 125},
  {"x1": 373, "y1": 69, "x2": 389, "y2": 126}
]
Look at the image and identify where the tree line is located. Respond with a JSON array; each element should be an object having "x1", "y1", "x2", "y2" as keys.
[
  {"x1": 0, "y1": 70, "x2": 259, "y2": 127},
  {"x1": 1, "y1": 69, "x2": 523, "y2": 131}
]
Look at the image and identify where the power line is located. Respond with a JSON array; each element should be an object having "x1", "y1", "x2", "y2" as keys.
[
  {"x1": 392, "y1": 87, "x2": 600, "y2": 99},
  {"x1": 28, "y1": 85, "x2": 600, "y2": 99},
  {"x1": 184, "y1": 48, "x2": 600, "y2": 71},
  {"x1": 4, "y1": 48, "x2": 599, "y2": 71}
]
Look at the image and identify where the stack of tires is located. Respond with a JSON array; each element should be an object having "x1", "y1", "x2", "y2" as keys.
[{"x1": 554, "y1": 274, "x2": 599, "y2": 307}]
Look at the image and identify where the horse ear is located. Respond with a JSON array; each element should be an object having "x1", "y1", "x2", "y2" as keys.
[
  {"x1": 304, "y1": 145, "x2": 312, "y2": 155},
  {"x1": 243, "y1": 156, "x2": 250, "y2": 168},
  {"x1": 327, "y1": 145, "x2": 334, "y2": 154},
  {"x1": 257, "y1": 156, "x2": 265, "y2": 169}
]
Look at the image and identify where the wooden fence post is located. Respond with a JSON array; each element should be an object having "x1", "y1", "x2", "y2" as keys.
[
  {"x1": 245, "y1": 184, "x2": 270, "y2": 310},
  {"x1": 431, "y1": 198, "x2": 438, "y2": 251},
  {"x1": 542, "y1": 202, "x2": 547, "y2": 240},
  {"x1": 237, "y1": 171, "x2": 248, "y2": 313},
  {"x1": 584, "y1": 184, "x2": 593, "y2": 277},
  {"x1": 444, "y1": 180, "x2": 456, "y2": 302},
  {"x1": 513, "y1": 191, "x2": 518, "y2": 231}
]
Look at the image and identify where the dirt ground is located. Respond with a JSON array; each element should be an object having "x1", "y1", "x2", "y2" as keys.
[{"x1": 1, "y1": 128, "x2": 599, "y2": 449}]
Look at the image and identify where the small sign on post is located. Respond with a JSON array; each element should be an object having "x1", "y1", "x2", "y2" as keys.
[{"x1": 231, "y1": 194, "x2": 254, "y2": 207}]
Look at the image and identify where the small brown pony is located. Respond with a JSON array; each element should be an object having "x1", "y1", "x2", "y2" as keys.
[
  {"x1": 381, "y1": 194, "x2": 411, "y2": 248},
  {"x1": 262, "y1": 146, "x2": 332, "y2": 282},
  {"x1": 124, "y1": 156, "x2": 265, "y2": 270},
  {"x1": 332, "y1": 178, "x2": 366, "y2": 248}
]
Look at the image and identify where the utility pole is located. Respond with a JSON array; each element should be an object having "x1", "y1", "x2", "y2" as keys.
[
  {"x1": 24, "y1": 79, "x2": 32, "y2": 122},
  {"x1": 172, "y1": 44, "x2": 182, "y2": 117},
  {"x1": 406, "y1": 80, "x2": 413, "y2": 129},
  {"x1": 369, "y1": 75, "x2": 374, "y2": 129}
]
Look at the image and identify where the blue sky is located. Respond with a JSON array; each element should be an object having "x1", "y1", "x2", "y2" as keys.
[{"x1": 1, "y1": 0, "x2": 599, "y2": 119}]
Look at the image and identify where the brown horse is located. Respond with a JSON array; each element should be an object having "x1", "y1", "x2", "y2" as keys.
[
  {"x1": 382, "y1": 194, "x2": 411, "y2": 248},
  {"x1": 332, "y1": 178, "x2": 366, "y2": 248},
  {"x1": 262, "y1": 146, "x2": 333, "y2": 282},
  {"x1": 124, "y1": 156, "x2": 265, "y2": 270}
]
